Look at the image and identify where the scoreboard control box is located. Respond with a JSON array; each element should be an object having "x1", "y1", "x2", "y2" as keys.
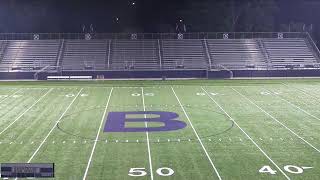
[{"x1": 0, "y1": 163, "x2": 54, "y2": 178}]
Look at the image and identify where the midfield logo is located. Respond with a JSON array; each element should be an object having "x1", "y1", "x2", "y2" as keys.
[{"x1": 104, "y1": 111, "x2": 187, "y2": 132}]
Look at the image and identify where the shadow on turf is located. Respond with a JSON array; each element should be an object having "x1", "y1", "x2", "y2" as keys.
[{"x1": 56, "y1": 105, "x2": 234, "y2": 144}]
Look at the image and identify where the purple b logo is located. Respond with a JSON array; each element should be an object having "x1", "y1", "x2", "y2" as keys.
[{"x1": 104, "y1": 111, "x2": 187, "y2": 132}]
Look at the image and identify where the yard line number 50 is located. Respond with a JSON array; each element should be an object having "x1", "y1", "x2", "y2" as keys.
[{"x1": 128, "y1": 167, "x2": 174, "y2": 177}]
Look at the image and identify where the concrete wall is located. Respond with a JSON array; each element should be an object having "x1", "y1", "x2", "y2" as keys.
[{"x1": 0, "y1": 69, "x2": 320, "y2": 80}]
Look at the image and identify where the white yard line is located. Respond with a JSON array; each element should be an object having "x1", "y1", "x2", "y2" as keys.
[
  {"x1": 201, "y1": 86, "x2": 290, "y2": 180},
  {"x1": 0, "y1": 88, "x2": 22, "y2": 104},
  {"x1": 26, "y1": 88, "x2": 83, "y2": 163},
  {"x1": 263, "y1": 88, "x2": 320, "y2": 122},
  {"x1": 281, "y1": 83, "x2": 320, "y2": 107},
  {"x1": 141, "y1": 87, "x2": 154, "y2": 180},
  {"x1": 232, "y1": 87, "x2": 320, "y2": 153},
  {"x1": 281, "y1": 83, "x2": 320, "y2": 101},
  {"x1": 171, "y1": 87, "x2": 222, "y2": 180},
  {"x1": 0, "y1": 88, "x2": 53, "y2": 136},
  {"x1": 82, "y1": 88, "x2": 114, "y2": 180}
]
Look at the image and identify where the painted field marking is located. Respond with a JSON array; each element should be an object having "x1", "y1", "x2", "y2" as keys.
[
  {"x1": 263, "y1": 88, "x2": 320, "y2": 122},
  {"x1": 82, "y1": 88, "x2": 113, "y2": 180},
  {"x1": 141, "y1": 87, "x2": 154, "y2": 180},
  {"x1": 0, "y1": 88, "x2": 53, "y2": 136},
  {"x1": 171, "y1": 87, "x2": 222, "y2": 180},
  {"x1": 201, "y1": 87, "x2": 290, "y2": 180},
  {"x1": 281, "y1": 83, "x2": 320, "y2": 99},
  {"x1": 23, "y1": 88, "x2": 83, "y2": 169},
  {"x1": 0, "y1": 89, "x2": 22, "y2": 104},
  {"x1": 231, "y1": 87, "x2": 320, "y2": 153}
]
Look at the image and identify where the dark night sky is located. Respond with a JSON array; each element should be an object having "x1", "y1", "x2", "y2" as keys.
[{"x1": 0, "y1": 0, "x2": 319, "y2": 33}]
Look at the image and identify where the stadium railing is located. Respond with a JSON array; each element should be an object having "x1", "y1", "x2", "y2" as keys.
[{"x1": 0, "y1": 32, "x2": 308, "y2": 40}]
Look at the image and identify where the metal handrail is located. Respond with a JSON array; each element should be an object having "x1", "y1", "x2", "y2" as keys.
[
  {"x1": 306, "y1": 32, "x2": 320, "y2": 62},
  {"x1": 0, "y1": 32, "x2": 306, "y2": 40}
]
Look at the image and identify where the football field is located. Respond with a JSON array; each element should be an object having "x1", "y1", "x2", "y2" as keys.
[{"x1": 0, "y1": 79, "x2": 319, "y2": 180}]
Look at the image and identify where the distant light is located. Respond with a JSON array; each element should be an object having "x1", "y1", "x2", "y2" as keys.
[
  {"x1": 132, "y1": 2, "x2": 136, "y2": 5},
  {"x1": 179, "y1": 19, "x2": 183, "y2": 22}
]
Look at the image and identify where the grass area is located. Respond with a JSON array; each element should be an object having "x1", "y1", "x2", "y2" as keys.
[{"x1": 0, "y1": 79, "x2": 319, "y2": 179}]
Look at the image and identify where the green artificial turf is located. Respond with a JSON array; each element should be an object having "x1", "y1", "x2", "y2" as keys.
[{"x1": 0, "y1": 79, "x2": 319, "y2": 179}]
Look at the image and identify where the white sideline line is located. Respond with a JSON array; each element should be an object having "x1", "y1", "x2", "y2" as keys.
[
  {"x1": 263, "y1": 88, "x2": 320, "y2": 122},
  {"x1": 201, "y1": 87, "x2": 290, "y2": 180},
  {"x1": 25, "y1": 88, "x2": 83, "y2": 164},
  {"x1": 0, "y1": 88, "x2": 22, "y2": 104},
  {"x1": 0, "y1": 88, "x2": 53, "y2": 136},
  {"x1": 232, "y1": 87, "x2": 320, "y2": 153},
  {"x1": 82, "y1": 88, "x2": 114, "y2": 180},
  {"x1": 141, "y1": 87, "x2": 154, "y2": 180},
  {"x1": 171, "y1": 87, "x2": 222, "y2": 180}
]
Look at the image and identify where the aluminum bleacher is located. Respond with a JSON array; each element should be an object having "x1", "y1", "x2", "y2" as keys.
[
  {"x1": 0, "y1": 40, "x2": 60, "y2": 70},
  {"x1": 61, "y1": 40, "x2": 108, "y2": 70},
  {"x1": 262, "y1": 38, "x2": 318, "y2": 68},
  {"x1": 110, "y1": 40, "x2": 159, "y2": 69},
  {"x1": 161, "y1": 40, "x2": 207, "y2": 69},
  {"x1": 0, "y1": 41, "x2": 7, "y2": 62},
  {"x1": 207, "y1": 39, "x2": 268, "y2": 69},
  {"x1": 0, "y1": 32, "x2": 319, "y2": 72}
]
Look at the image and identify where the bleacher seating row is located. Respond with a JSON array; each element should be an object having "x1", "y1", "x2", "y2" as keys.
[
  {"x1": 262, "y1": 39, "x2": 318, "y2": 68},
  {"x1": 0, "y1": 38, "x2": 319, "y2": 71},
  {"x1": 62, "y1": 40, "x2": 108, "y2": 70},
  {"x1": 207, "y1": 39, "x2": 268, "y2": 69},
  {"x1": 0, "y1": 40, "x2": 60, "y2": 70},
  {"x1": 110, "y1": 40, "x2": 159, "y2": 70}
]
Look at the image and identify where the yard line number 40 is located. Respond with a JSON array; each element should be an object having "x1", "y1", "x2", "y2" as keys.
[
  {"x1": 128, "y1": 167, "x2": 174, "y2": 177},
  {"x1": 259, "y1": 165, "x2": 313, "y2": 175}
]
